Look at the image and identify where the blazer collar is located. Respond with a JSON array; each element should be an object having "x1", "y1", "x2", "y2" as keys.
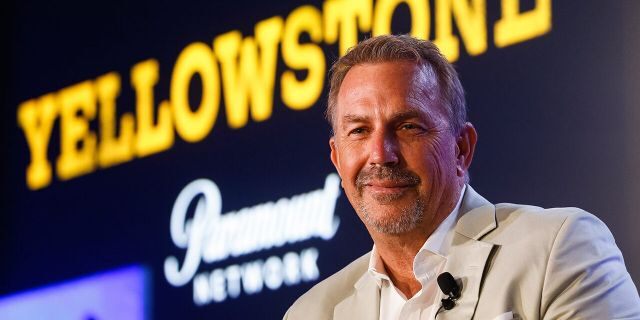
[
  {"x1": 456, "y1": 185, "x2": 497, "y2": 240},
  {"x1": 333, "y1": 271, "x2": 380, "y2": 320},
  {"x1": 333, "y1": 185, "x2": 497, "y2": 320},
  {"x1": 438, "y1": 185, "x2": 497, "y2": 319}
]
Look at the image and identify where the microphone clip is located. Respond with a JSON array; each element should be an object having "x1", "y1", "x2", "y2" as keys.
[
  {"x1": 440, "y1": 294, "x2": 458, "y2": 310},
  {"x1": 437, "y1": 272, "x2": 462, "y2": 311}
]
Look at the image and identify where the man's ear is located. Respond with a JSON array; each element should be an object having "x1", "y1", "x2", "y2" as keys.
[
  {"x1": 456, "y1": 122, "x2": 478, "y2": 177},
  {"x1": 330, "y1": 137, "x2": 348, "y2": 189},
  {"x1": 329, "y1": 137, "x2": 340, "y2": 174}
]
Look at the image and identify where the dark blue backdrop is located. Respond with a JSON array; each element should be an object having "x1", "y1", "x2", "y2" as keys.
[{"x1": 2, "y1": 1, "x2": 639, "y2": 319}]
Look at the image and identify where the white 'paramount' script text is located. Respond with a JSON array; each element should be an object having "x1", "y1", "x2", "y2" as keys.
[{"x1": 164, "y1": 174, "x2": 341, "y2": 288}]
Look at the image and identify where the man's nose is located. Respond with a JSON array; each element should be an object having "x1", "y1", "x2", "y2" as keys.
[{"x1": 368, "y1": 131, "x2": 399, "y2": 166}]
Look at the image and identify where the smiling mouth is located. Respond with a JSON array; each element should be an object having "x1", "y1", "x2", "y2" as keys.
[
  {"x1": 356, "y1": 167, "x2": 421, "y2": 199},
  {"x1": 364, "y1": 182, "x2": 415, "y2": 195},
  {"x1": 361, "y1": 184, "x2": 414, "y2": 203}
]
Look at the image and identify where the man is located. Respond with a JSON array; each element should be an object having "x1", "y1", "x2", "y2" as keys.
[{"x1": 284, "y1": 35, "x2": 640, "y2": 319}]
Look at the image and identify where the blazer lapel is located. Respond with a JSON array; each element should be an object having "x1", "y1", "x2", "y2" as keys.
[
  {"x1": 438, "y1": 235, "x2": 494, "y2": 320},
  {"x1": 438, "y1": 186, "x2": 498, "y2": 320},
  {"x1": 333, "y1": 186, "x2": 497, "y2": 320},
  {"x1": 333, "y1": 272, "x2": 380, "y2": 320}
]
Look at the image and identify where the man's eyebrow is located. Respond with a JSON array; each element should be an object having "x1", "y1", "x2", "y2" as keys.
[
  {"x1": 341, "y1": 114, "x2": 369, "y2": 124},
  {"x1": 340, "y1": 109, "x2": 428, "y2": 128},
  {"x1": 389, "y1": 110, "x2": 425, "y2": 122}
]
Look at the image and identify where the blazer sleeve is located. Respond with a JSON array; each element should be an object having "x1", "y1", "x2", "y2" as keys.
[{"x1": 540, "y1": 209, "x2": 640, "y2": 319}]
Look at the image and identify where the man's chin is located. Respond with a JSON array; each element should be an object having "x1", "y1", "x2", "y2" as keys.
[
  {"x1": 365, "y1": 218, "x2": 419, "y2": 235},
  {"x1": 359, "y1": 206, "x2": 423, "y2": 235}
]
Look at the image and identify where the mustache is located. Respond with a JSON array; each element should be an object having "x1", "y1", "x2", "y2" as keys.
[{"x1": 356, "y1": 166, "x2": 421, "y2": 187}]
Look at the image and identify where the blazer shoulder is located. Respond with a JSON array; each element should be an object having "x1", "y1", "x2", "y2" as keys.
[
  {"x1": 488, "y1": 203, "x2": 609, "y2": 246},
  {"x1": 494, "y1": 203, "x2": 599, "y2": 227},
  {"x1": 284, "y1": 252, "x2": 371, "y2": 319}
]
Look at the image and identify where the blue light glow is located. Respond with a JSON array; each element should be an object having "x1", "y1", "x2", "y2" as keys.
[{"x1": 0, "y1": 265, "x2": 150, "y2": 320}]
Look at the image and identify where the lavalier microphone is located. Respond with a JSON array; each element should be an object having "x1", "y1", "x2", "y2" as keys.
[{"x1": 437, "y1": 272, "x2": 461, "y2": 311}]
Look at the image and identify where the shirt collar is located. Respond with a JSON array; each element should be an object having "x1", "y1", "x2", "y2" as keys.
[
  {"x1": 368, "y1": 185, "x2": 467, "y2": 286},
  {"x1": 421, "y1": 184, "x2": 466, "y2": 257}
]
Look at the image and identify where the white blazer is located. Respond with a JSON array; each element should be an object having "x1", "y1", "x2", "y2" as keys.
[{"x1": 284, "y1": 186, "x2": 640, "y2": 319}]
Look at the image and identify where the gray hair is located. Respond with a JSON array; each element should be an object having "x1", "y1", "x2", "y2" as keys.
[{"x1": 327, "y1": 35, "x2": 467, "y2": 135}]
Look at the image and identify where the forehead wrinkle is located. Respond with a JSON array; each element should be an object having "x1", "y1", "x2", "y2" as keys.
[
  {"x1": 337, "y1": 93, "x2": 378, "y2": 128},
  {"x1": 337, "y1": 94, "x2": 389, "y2": 129}
]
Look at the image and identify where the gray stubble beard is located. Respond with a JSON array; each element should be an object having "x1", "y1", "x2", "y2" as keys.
[
  {"x1": 357, "y1": 195, "x2": 426, "y2": 234},
  {"x1": 355, "y1": 166, "x2": 425, "y2": 234}
]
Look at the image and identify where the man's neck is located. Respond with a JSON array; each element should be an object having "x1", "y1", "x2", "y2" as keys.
[
  {"x1": 369, "y1": 185, "x2": 465, "y2": 298},
  {"x1": 372, "y1": 228, "x2": 433, "y2": 298}
]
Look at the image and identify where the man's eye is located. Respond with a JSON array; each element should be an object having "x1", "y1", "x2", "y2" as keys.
[
  {"x1": 348, "y1": 128, "x2": 366, "y2": 135},
  {"x1": 400, "y1": 123, "x2": 420, "y2": 130}
]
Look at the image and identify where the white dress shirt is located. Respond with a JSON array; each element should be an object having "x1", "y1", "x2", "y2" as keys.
[{"x1": 368, "y1": 185, "x2": 466, "y2": 320}]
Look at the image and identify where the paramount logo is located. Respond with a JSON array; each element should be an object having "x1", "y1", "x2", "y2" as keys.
[{"x1": 164, "y1": 174, "x2": 341, "y2": 305}]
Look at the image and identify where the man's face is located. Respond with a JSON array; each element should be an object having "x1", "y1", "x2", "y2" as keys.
[{"x1": 330, "y1": 61, "x2": 469, "y2": 235}]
